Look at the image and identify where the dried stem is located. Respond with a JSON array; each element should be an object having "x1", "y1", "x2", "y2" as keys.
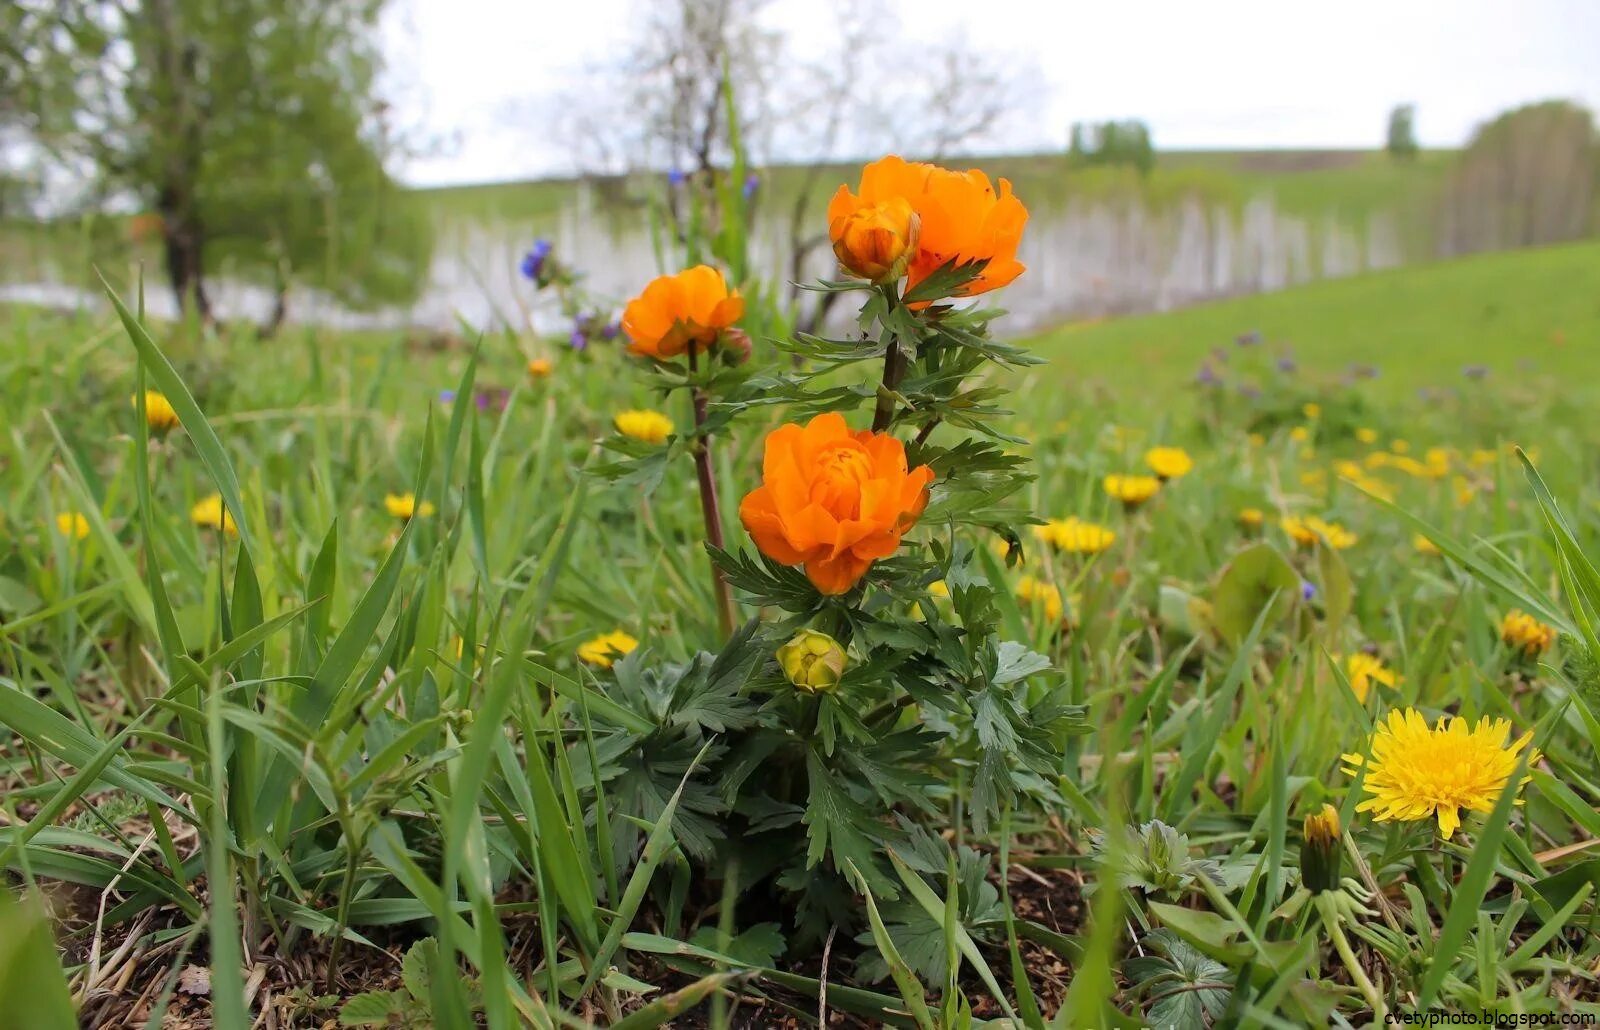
[{"x1": 688, "y1": 345, "x2": 736, "y2": 637}]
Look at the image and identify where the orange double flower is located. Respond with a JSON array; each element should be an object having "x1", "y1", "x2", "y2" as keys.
[
  {"x1": 620, "y1": 264, "x2": 743, "y2": 360},
  {"x1": 827, "y1": 155, "x2": 1028, "y2": 299},
  {"x1": 739, "y1": 413, "x2": 935, "y2": 595}
]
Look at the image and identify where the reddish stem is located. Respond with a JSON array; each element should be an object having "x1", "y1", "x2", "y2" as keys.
[{"x1": 688, "y1": 346, "x2": 737, "y2": 637}]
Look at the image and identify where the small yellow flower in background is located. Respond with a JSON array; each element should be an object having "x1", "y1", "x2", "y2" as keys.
[
  {"x1": 1247, "y1": 432, "x2": 1265, "y2": 447},
  {"x1": 1390, "y1": 439, "x2": 1410, "y2": 454},
  {"x1": 1333, "y1": 460, "x2": 1364, "y2": 480},
  {"x1": 577, "y1": 629, "x2": 638, "y2": 668},
  {"x1": 1469, "y1": 448, "x2": 1498, "y2": 469},
  {"x1": 614, "y1": 409, "x2": 674, "y2": 444},
  {"x1": 1453, "y1": 476, "x2": 1477, "y2": 508},
  {"x1": 1356, "y1": 427, "x2": 1379, "y2": 445},
  {"x1": 1364, "y1": 451, "x2": 1391, "y2": 470},
  {"x1": 1343, "y1": 652, "x2": 1401, "y2": 704},
  {"x1": 191, "y1": 493, "x2": 238, "y2": 536},
  {"x1": 384, "y1": 493, "x2": 435, "y2": 520},
  {"x1": 1413, "y1": 533, "x2": 1441, "y2": 556},
  {"x1": 1282, "y1": 515, "x2": 1356, "y2": 550},
  {"x1": 927, "y1": 579, "x2": 950, "y2": 597},
  {"x1": 1238, "y1": 507, "x2": 1265, "y2": 530},
  {"x1": 1143, "y1": 446, "x2": 1193, "y2": 480},
  {"x1": 777, "y1": 629, "x2": 848, "y2": 693},
  {"x1": 527, "y1": 358, "x2": 553, "y2": 379},
  {"x1": 55, "y1": 512, "x2": 91, "y2": 540},
  {"x1": 1388, "y1": 455, "x2": 1430, "y2": 478},
  {"x1": 1423, "y1": 448, "x2": 1452, "y2": 477},
  {"x1": 1289, "y1": 426, "x2": 1310, "y2": 444},
  {"x1": 1014, "y1": 576, "x2": 1063, "y2": 623},
  {"x1": 1302, "y1": 402, "x2": 1322, "y2": 420},
  {"x1": 1033, "y1": 517, "x2": 1116, "y2": 554},
  {"x1": 133, "y1": 391, "x2": 180, "y2": 432},
  {"x1": 1342, "y1": 708, "x2": 1539, "y2": 838},
  {"x1": 1102, "y1": 473, "x2": 1161, "y2": 508},
  {"x1": 1300, "y1": 804, "x2": 1342, "y2": 893},
  {"x1": 1299, "y1": 469, "x2": 1327, "y2": 490},
  {"x1": 1499, "y1": 610, "x2": 1555, "y2": 657}
]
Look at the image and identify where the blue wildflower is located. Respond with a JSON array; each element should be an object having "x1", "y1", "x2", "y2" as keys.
[
  {"x1": 438, "y1": 389, "x2": 457, "y2": 404},
  {"x1": 668, "y1": 168, "x2": 687, "y2": 187},
  {"x1": 742, "y1": 172, "x2": 760, "y2": 200},
  {"x1": 1300, "y1": 581, "x2": 1317, "y2": 601},
  {"x1": 519, "y1": 239, "x2": 553, "y2": 282}
]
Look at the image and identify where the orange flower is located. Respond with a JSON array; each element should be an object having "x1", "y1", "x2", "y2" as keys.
[
  {"x1": 830, "y1": 196, "x2": 920, "y2": 283},
  {"x1": 739, "y1": 412, "x2": 935, "y2": 595},
  {"x1": 827, "y1": 155, "x2": 1027, "y2": 300},
  {"x1": 620, "y1": 265, "x2": 744, "y2": 360}
]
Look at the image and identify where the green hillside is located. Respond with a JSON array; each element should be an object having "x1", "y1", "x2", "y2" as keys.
[{"x1": 1025, "y1": 240, "x2": 1600, "y2": 401}]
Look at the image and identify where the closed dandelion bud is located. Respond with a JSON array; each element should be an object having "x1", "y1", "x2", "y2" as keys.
[
  {"x1": 777, "y1": 630, "x2": 847, "y2": 694},
  {"x1": 829, "y1": 197, "x2": 920, "y2": 284},
  {"x1": 1300, "y1": 804, "x2": 1342, "y2": 894}
]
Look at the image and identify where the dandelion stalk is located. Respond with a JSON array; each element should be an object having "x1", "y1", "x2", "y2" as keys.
[
  {"x1": 1316, "y1": 894, "x2": 1385, "y2": 1020},
  {"x1": 687, "y1": 344, "x2": 736, "y2": 637}
]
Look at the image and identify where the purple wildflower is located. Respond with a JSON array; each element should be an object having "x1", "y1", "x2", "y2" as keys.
[
  {"x1": 569, "y1": 329, "x2": 588, "y2": 352},
  {"x1": 1236, "y1": 330, "x2": 1261, "y2": 347},
  {"x1": 438, "y1": 389, "x2": 457, "y2": 404},
  {"x1": 742, "y1": 172, "x2": 760, "y2": 200},
  {"x1": 1194, "y1": 363, "x2": 1219, "y2": 387},
  {"x1": 519, "y1": 239, "x2": 553, "y2": 282},
  {"x1": 600, "y1": 320, "x2": 621, "y2": 341},
  {"x1": 1462, "y1": 364, "x2": 1490, "y2": 380},
  {"x1": 1276, "y1": 355, "x2": 1298, "y2": 374},
  {"x1": 1300, "y1": 580, "x2": 1317, "y2": 601},
  {"x1": 668, "y1": 168, "x2": 687, "y2": 187}
]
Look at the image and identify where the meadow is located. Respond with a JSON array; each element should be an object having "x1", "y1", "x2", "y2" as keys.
[{"x1": 1, "y1": 163, "x2": 1599, "y2": 1030}]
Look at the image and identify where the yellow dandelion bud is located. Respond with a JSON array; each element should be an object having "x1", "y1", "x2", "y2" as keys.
[
  {"x1": 133, "y1": 391, "x2": 180, "y2": 433},
  {"x1": 1355, "y1": 427, "x2": 1379, "y2": 445},
  {"x1": 1413, "y1": 533, "x2": 1441, "y2": 556},
  {"x1": 1499, "y1": 610, "x2": 1555, "y2": 658},
  {"x1": 1014, "y1": 576, "x2": 1063, "y2": 624},
  {"x1": 1238, "y1": 507, "x2": 1265, "y2": 530},
  {"x1": 1300, "y1": 804, "x2": 1342, "y2": 893},
  {"x1": 1102, "y1": 473, "x2": 1161, "y2": 508},
  {"x1": 54, "y1": 511, "x2": 91, "y2": 540},
  {"x1": 1343, "y1": 652, "x2": 1400, "y2": 704}
]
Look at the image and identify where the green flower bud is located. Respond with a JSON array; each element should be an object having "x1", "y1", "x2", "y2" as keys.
[
  {"x1": 1300, "y1": 804, "x2": 1343, "y2": 894},
  {"x1": 777, "y1": 630, "x2": 847, "y2": 694}
]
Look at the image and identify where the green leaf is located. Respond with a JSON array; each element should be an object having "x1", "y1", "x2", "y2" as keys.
[
  {"x1": 1212, "y1": 543, "x2": 1300, "y2": 645},
  {"x1": 0, "y1": 889, "x2": 77, "y2": 1030}
]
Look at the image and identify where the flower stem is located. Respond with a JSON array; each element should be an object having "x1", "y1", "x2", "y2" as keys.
[
  {"x1": 688, "y1": 345, "x2": 736, "y2": 638},
  {"x1": 1318, "y1": 894, "x2": 1386, "y2": 1021},
  {"x1": 871, "y1": 283, "x2": 906, "y2": 433}
]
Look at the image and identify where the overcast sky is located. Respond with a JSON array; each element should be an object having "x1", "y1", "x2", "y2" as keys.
[{"x1": 385, "y1": 0, "x2": 1600, "y2": 187}]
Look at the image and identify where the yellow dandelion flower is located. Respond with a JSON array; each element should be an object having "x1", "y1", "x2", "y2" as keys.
[
  {"x1": 1341, "y1": 709, "x2": 1538, "y2": 838},
  {"x1": 1499, "y1": 610, "x2": 1555, "y2": 657},
  {"x1": 1014, "y1": 576, "x2": 1063, "y2": 624},
  {"x1": 1289, "y1": 426, "x2": 1310, "y2": 444},
  {"x1": 577, "y1": 629, "x2": 639, "y2": 668},
  {"x1": 1238, "y1": 507, "x2": 1265, "y2": 529},
  {"x1": 614, "y1": 409, "x2": 674, "y2": 444},
  {"x1": 1356, "y1": 427, "x2": 1379, "y2": 445},
  {"x1": 1423, "y1": 448, "x2": 1452, "y2": 477},
  {"x1": 1299, "y1": 469, "x2": 1327, "y2": 490},
  {"x1": 1413, "y1": 533, "x2": 1441, "y2": 556},
  {"x1": 1281, "y1": 515, "x2": 1355, "y2": 550},
  {"x1": 1453, "y1": 476, "x2": 1477, "y2": 508},
  {"x1": 1143, "y1": 446, "x2": 1193, "y2": 480},
  {"x1": 384, "y1": 493, "x2": 436, "y2": 520},
  {"x1": 1302, "y1": 402, "x2": 1321, "y2": 419},
  {"x1": 133, "y1": 390, "x2": 180, "y2": 432},
  {"x1": 1247, "y1": 432, "x2": 1265, "y2": 447},
  {"x1": 1033, "y1": 517, "x2": 1116, "y2": 554},
  {"x1": 527, "y1": 357, "x2": 553, "y2": 379},
  {"x1": 1333, "y1": 460, "x2": 1365, "y2": 480},
  {"x1": 1468, "y1": 448, "x2": 1498, "y2": 469},
  {"x1": 1343, "y1": 652, "x2": 1401, "y2": 704},
  {"x1": 55, "y1": 511, "x2": 91, "y2": 540},
  {"x1": 1102, "y1": 473, "x2": 1161, "y2": 508},
  {"x1": 191, "y1": 493, "x2": 238, "y2": 536},
  {"x1": 1390, "y1": 439, "x2": 1410, "y2": 454},
  {"x1": 1364, "y1": 451, "x2": 1392, "y2": 470}
]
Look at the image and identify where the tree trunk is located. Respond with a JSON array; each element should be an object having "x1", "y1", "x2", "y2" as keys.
[{"x1": 160, "y1": 211, "x2": 212, "y2": 324}]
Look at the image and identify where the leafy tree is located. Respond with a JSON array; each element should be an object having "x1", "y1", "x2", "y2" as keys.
[
  {"x1": 1439, "y1": 100, "x2": 1597, "y2": 255},
  {"x1": 1067, "y1": 119, "x2": 1155, "y2": 175},
  {"x1": 1386, "y1": 103, "x2": 1419, "y2": 160},
  {"x1": 4, "y1": 0, "x2": 432, "y2": 328}
]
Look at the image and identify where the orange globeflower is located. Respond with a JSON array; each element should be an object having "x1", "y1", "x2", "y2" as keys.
[
  {"x1": 620, "y1": 265, "x2": 743, "y2": 360},
  {"x1": 739, "y1": 412, "x2": 935, "y2": 595},
  {"x1": 827, "y1": 155, "x2": 1027, "y2": 300}
]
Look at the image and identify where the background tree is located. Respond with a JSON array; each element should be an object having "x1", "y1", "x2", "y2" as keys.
[
  {"x1": 5, "y1": 0, "x2": 433, "y2": 329},
  {"x1": 1438, "y1": 100, "x2": 1597, "y2": 255},
  {"x1": 1386, "y1": 103, "x2": 1419, "y2": 161},
  {"x1": 1067, "y1": 119, "x2": 1156, "y2": 175}
]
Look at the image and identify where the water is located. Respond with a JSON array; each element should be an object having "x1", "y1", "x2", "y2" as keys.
[{"x1": 2, "y1": 189, "x2": 1402, "y2": 335}]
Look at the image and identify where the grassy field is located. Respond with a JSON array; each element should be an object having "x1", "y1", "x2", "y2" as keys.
[{"x1": 1, "y1": 226, "x2": 1598, "y2": 1028}]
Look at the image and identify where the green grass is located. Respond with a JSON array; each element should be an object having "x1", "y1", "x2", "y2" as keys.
[
  {"x1": 1, "y1": 237, "x2": 1598, "y2": 1028},
  {"x1": 1026, "y1": 240, "x2": 1600, "y2": 402}
]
